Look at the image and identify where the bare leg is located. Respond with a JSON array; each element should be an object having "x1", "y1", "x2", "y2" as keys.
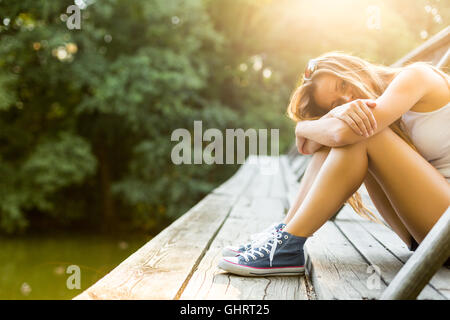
[
  {"x1": 284, "y1": 127, "x2": 450, "y2": 243},
  {"x1": 286, "y1": 149, "x2": 415, "y2": 247},
  {"x1": 363, "y1": 171, "x2": 412, "y2": 246},
  {"x1": 284, "y1": 146, "x2": 330, "y2": 224},
  {"x1": 284, "y1": 138, "x2": 368, "y2": 236},
  {"x1": 363, "y1": 128, "x2": 449, "y2": 243}
]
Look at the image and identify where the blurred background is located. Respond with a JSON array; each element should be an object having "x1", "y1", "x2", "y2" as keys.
[{"x1": 0, "y1": 0, "x2": 448, "y2": 299}]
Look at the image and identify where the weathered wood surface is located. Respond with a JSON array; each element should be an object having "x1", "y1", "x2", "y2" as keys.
[
  {"x1": 74, "y1": 156, "x2": 314, "y2": 300},
  {"x1": 380, "y1": 207, "x2": 450, "y2": 300},
  {"x1": 335, "y1": 207, "x2": 446, "y2": 300},
  {"x1": 305, "y1": 221, "x2": 387, "y2": 300},
  {"x1": 74, "y1": 154, "x2": 449, "y2": 300},
  {"x1": 336, "y1": 205, "x2": 450, "y2": 298}
]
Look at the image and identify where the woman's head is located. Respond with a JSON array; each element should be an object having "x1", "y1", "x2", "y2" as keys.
[{"x1": 287, "y1": 52, "x2": 399, "y2": 121}]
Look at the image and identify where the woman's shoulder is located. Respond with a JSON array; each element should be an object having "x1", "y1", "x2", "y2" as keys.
[
  {"x1": 400, "y1": 63, "x2": 449, "y2": 112},
  {"x1": 401, "y1": 62, "x2": 442, "y2": 82}
]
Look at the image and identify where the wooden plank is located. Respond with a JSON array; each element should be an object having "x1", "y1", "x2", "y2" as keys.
[
  {"x1": 269, "y1": 156, "x2": 288, "y2": 199},
  {"x1": 180, "y1": 197, "x2": 313, "y2": 300},
  {"x1": 280, "y1": 155, "x2": 299, "y2": 189},
  {"x1": 212, "y1": 155, "x2": 258, "y2": 196},
  {"x1": 335, "y1": 206, "x2": 444, "y2": 299},
  {"x1": 391, "y1": 26, "x2": 450, "y2": 67},
  {"x1": 436, "y1": 48, "x2": 450, "y2": 69},
  {"x1": 287, "y1": 144, "x2": 299, "y2": 161},
  {"x1": 337, "y1": 207, "x2": 450, "y2": 299},
  {"x1": 291, "y1": 156, "x2": 310, "y2": 178},
  {"x1": 238, "y1": 155, "x2": 288, "y2": 201},
  {"x1": 380, "y1": 207, "x2": 450, "y2": 300},
  {"x1": 289, "y1": 155, "x2": 305, "y2": 173},
  {"x1": 180, "y1": 248, "x2": 312, "y2": 300},
  {"x1": 293, "y1": 156, "x2": 311, "y2": 185},
  {"x1": 286, "y1": 180, "x2": 300, "y2": 209},
  {"x1": 280, "y1": 155, "x2": 304, "y2": 208},
  {"x1": 74, "y1": 193, "x2": 240, "y2": 300},
  {"x1": 305, "y1": 221, "x2": 386, "y2": 299}
]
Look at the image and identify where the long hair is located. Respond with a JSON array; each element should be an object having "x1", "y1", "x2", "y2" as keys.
[{"x1": 287, "y1": 51, "x2": 448, "y2": 222}]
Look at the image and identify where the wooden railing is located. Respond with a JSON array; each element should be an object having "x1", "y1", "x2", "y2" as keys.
[{"x1": 391, "y1": 26, "x2": 449, "y2": 67}]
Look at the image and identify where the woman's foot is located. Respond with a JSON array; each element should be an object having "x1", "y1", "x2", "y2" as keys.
[
  {"x1": 218, "y1": 230, "x2": 307, "y2": 276},
  {"x1": 221, "y1": 222, "x2": 286, "y2": 257}
]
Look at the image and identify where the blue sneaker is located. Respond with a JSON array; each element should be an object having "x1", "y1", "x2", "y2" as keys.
[
  {"x1": 221, "y1": 222, "x2": 286, "y2": 257},
  {"x1": 218, "y1": 230, "x2": 307, "y2": 276}
]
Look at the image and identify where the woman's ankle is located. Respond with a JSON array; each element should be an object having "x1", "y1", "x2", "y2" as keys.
[{"x1": 283, "y1": 224, "x2": 311, "y2": 238}]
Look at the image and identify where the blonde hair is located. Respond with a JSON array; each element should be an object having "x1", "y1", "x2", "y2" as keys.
[{"x1": 287, "y1": 51, "x2": 447, "y2": 222}]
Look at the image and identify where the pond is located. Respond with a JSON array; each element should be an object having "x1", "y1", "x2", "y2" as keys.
[{"x1": 0, "y1": 233, "x2": 149, "y2": 300}]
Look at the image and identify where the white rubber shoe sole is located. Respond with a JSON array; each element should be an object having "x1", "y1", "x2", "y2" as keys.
[{"x1": 218, "y1": 257, "x2": 305, "y2": 276}]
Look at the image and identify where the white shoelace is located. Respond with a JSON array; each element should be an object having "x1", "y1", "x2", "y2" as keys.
[
  {"x1": 248, "y1": 223, "x2": 282, "y2": 248},
  {"x1": 241, "y1": 232, "x2": 283, "y2": 267}
]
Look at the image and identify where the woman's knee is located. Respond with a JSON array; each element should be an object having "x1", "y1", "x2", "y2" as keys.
[
  {"x1": 342, "y1": 127, "x2": 399, "y2": 151},
  {"x1": 367, "y1": 126, "x2": 408, "y2": 147},
  {"x1": 364, "y1": 126, "x2": 417, "y2": 157}
]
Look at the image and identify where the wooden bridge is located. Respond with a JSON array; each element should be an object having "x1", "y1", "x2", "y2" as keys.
[{"x1": 74, "y1": 27, "x2": 450, "y2": 300}]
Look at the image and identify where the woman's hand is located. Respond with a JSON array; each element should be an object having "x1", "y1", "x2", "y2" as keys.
[{"x1": 328, "y1": 99, "x2": 377, "y2": 137}]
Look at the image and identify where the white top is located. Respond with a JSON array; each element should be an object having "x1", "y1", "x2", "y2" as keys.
[{"x1": 401, "y1": 101, "x2": 450, "y2": 183}]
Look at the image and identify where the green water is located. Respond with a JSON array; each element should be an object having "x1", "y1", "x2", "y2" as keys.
[{"x1": 0, "y1": 233, "x2": 149, "y2": 300}]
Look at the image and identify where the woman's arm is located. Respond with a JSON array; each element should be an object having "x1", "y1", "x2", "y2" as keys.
[
  {"x1": 302, "y1": 139, "x2": 324, "y2": 154},
  {"x1": 295, "y1": 113, "x2": 336, "y2": 153},
  {"x1": 295, "y1": 113, "x2": 345, "y2": 147},
  {"x1": 296, "y1": 65, "x2": 435, "y2": 147},
  {"x1": 295, "y1": 136, "x2": 322, "y2": 154},
  {"x1": 295, "y1": 134, "x2": 323, "y2": 155},
  {"x1": 296, "y1": 118, "x2": 344, "y2": 147}
]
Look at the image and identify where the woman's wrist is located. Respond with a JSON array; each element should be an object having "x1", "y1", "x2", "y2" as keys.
[
  {"x1": 295, "y1": 122, "x2": 324, "y2": 154},
  {"x1": 295, "y1": 120, "x2": 310, "y2": 138},
  {"x1": 296, "y1": 114, "x2": 332, "y2": 138},
  {"x1": 321, "y1": 112, "x2": 333, "y2": 119}
]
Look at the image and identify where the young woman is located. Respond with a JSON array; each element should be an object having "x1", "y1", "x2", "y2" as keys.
[{"x1": 218, "y1": 52, "x2": 450, "y2": 276}]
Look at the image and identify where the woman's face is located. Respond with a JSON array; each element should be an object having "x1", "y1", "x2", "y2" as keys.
[{"x1": 312, "y1": 73, "x2": 356, "y2": 112}]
